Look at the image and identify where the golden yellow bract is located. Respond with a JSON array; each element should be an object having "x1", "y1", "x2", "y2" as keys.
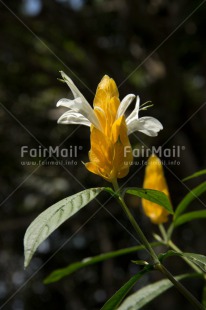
[
  {"x1": 57, "y1": 72, "x2": 163, "y2": 182},
  {"x1": 85, "y1": 75, "x2": 133, "y2": 182},
  {"x1": 142, "y1": 154, "x2": 170, "y2": 224}
]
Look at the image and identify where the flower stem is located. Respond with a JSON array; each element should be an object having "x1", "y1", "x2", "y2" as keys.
[
  {"x1": 112, "y1": 179, "x2": 159, "y2": 264},
  {"x1": 112, "y1": 179, "x2": 204, "y2": 309},
  {"x1": 158, "y1": 224, "x2": 168, "y2": 242},
  {"x1": 168, "y1": 240, "x2": 202, "y2": 274},
  {"x1": 155, "y1": 264, "x2": 205, "y2": 310}
]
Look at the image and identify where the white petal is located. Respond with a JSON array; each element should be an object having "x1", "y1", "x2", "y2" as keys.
[
  {"x1": 56, "y1": 97, "x2": 82, "y2": 108},
  {"x1": 57, "y1": 98, "x2": 100, "y2": 129},
  {"x1": 125, "y1": 96, "x2": 140, "y2": 123},
  {"x1": 117, "y1": 94, "x2": 136, "y2": 118},
  {"x1": 57, "y1": 71, "x2": 101, "y2": 130},
  {"x1": 127, "y1": 116, "x2": 163, "y2": 136},
  {"x1": 57, "y1": 110, "x2": 91, "y2": 126},
  {"x1": 60, "y1": 71, "x2": 86, "y2": 101}
]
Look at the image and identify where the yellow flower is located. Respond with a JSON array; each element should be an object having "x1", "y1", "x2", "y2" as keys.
[
  {"x1": 142, "y1": 154, "x2": 170, "y2": 224},
  {"x1": 85, "y1": 76, "x2": 133, "y2": 182},
  {"x1": 56, "y1": 72, "x2": 163, "y2": 182}
]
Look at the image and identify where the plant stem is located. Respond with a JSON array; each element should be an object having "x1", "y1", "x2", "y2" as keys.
[
  {"x1": 156, "y1": 264, "x2": 205, "y2": 310},
  {"x1": 168, "y1": 240, "x2": 201, "y2": 274},
  {"x1": 112, "y1": 179, "x2": 204, "y2": 308},
  {"x1": 158, "y1": 223, "x2": 200, "y2": 274},
  {"x1": 112, "y1": 179, "x2": 159, "y2": 264},
  {"x1": 159, "y1": 224, "x2": 168, "y2": 242},
  {"x1": 167, "y1": 223, "x2": 174, "y2": 240}
]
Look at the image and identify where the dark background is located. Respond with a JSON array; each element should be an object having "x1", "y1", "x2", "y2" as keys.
[{"x1": 0, "y1": 0, "x2": 206, "y2": 309}]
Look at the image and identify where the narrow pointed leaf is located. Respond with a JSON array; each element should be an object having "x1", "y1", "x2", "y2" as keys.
[
  {"x1": 24, "y1": 188, "x2": 103, "y2": 268},
  {"x1": 44, "y1": 242, "x2": 160, "y2": 284},
  {"x1": 174, "y1": 182, "x2": 206, "y2": 219},
  {"x1": 174, "y1": 210, "x2": 206, "y2": 227},
  {"x1": 180, "y1": 253, "x2": 206, "y2": 273},
  {"x1": 117, "y1": 273, "x2": 199, "y2": 310},
  {"x1": 158, "y1": 251, "x2": 206, "y2": 273},
  {"x1": 158, "y1": 250, "x2": 179, "y2": 262},
  {"x1": 125, "y1": 188, "x2": 173, "y2": 214},
  {"x1": 182, "y1": 170, "x2": 206, "y2": 182},
  {"x1": 101, "y1": 268, "x2": 150, "y2": 310},
  {"x1": 104, "y1": 187, "x2": 116, "y2": 196}
]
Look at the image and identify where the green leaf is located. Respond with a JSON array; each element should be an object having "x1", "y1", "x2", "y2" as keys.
[
  {"x1": 104, "y1": 187, "x2": 116, "y2": 196},
  {"x1": 117, "y1": 273, "x2": 199, "y2": 310},
  {"x1": 158, "y1": 250, "x2": 179, "y2": 262},
  {"x1": 24, "y1": 188, "x2": 103, "y2": 268},
  {"x1": 174, "y1": 182, "x2": 206, "y2": 219},
  {"x1": 44, "y1": 242, "x2": 160, "y2": 284},
  {"x1": 101, "y1": 268, "x2": 150, "y2": 310},
  {"x1": 174, "y1": 210, "x2": 206, "y2": 227},
  {"x1": 182, "y1": 170, "x2": 206, "y2": 182},
  {"x1": 158, "y1": 251, "x2": 206, "y2": 273},
  {"x1": 180, "y1": 253, "x2": 206, "y2": 273},
  {"x1": 125, "y1": 188, "x2": 173, "y2": 214}
]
